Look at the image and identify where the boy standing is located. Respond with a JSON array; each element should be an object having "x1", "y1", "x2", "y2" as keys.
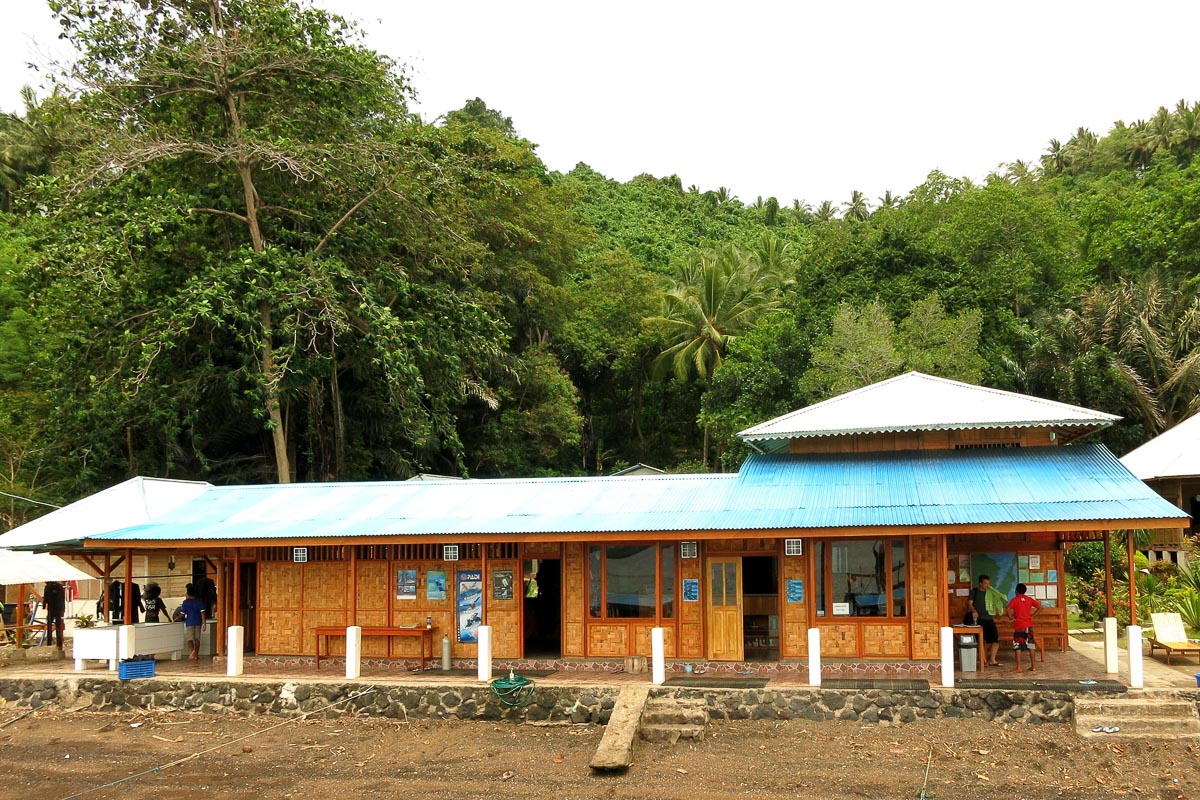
[
  {"x1": 181, "y1": 584, "x2": 206, "y2": 661},
  {"x1": 1006, "y1": 582, "x2": 1040, "y2": 673}
]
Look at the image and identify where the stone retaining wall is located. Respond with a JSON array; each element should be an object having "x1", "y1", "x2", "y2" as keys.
[{"x1": 0, "y1": 677, "x2": 1108, "y2": 726}]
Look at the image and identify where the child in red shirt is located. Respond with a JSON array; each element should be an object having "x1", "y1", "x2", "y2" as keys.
[{"x1": 1006, "y1": 582, "x2": 1040, "y2": 673}]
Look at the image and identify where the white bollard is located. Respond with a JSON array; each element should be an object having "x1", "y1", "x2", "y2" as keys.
[
  {"x1": 940, "y1": 627, "x2": 955, "y2": 688},
  {"x1": 117, "y1": 624, "x2": 134, "y2": 670},
  {"x1": 651, "y1": 627, "x2": 665, "y2": 685},
  {"x1": 227, "y1": 626, "x2": 244, "y2": 677},
  {"x1": 477, "y1": 625, "x2": 493, "y2": 682},
  {"x1": 1127, "y1": 624, "x2": 1144, "y2": 689},
  {"x1": 807, "y1": 628, "x2": 821, "y2": 687},
  {"x1": 1104, "y1": 617, "x2": 1119, "y2": 674},
  {"x1": 345, "y1": 625, "x2": 362, "y2": 680}
]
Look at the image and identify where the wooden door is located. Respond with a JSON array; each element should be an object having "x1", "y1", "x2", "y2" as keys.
[{"x1": 706, "y1": 557, "x2": 743, "y2": 661}]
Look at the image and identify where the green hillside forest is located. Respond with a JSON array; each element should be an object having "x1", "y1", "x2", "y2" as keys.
[{"x1": 2, "y1": 0, "x2": 1200, "y2": 524}]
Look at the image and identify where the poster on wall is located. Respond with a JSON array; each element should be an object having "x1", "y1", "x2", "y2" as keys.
[
  {"x1": 493, "y1": 570, "x2": 514, "y2": 601},
  {"x1": 456, "y1": 570, "x2": 483, "y2": 643},
  {"x1": 396, "y1": 569, "x2": 417, "y2": 600},
  {"x1": 426, "y1": 570, "x2": 447, "y2": 601},
  {"x1": 786, "y1": 579, "x2": 804, "y2": 603},
  {"x1": 682, "y1": 578, "x2": 699, "y2": 602}
]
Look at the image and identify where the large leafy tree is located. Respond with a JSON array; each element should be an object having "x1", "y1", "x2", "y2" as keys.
[{"x1": 31, "y1": 0, "x2": 519, "y2": 487}]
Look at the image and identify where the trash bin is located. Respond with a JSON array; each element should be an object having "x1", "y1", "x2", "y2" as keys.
[{"x1": 958, "y1": 633, "x2": 979, "y2": 673}]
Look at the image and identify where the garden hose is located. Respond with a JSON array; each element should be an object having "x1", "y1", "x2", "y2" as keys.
[{"x1": 491, "y1": 670, "x2": 535, "y2": 707}]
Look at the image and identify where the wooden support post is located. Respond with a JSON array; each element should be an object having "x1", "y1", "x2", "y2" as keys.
[
  {"x1": 123, "y1": 549, "x2": 133, "y2": 625},
  {"x1": 1103, "y1": 533, "x2": 1114, "y2": 618},
  {"x1": 102, "y1": 554, "x2": 110, "y2": 625},
  {"x1": 15, "y1": 582, "x2": 27, "y2": 646},
  {"x1": 216, "y1": 555, "x2": 225, "y2": 656},
  {"x1": 1126, "y1": 531, "x2": 1137, "y2": 627},
  {"x1": 349, "y1": 545, "x2": 357, "y2": 627},
  {"x1": 233, "y1": 550, "x2": 241, "y2": 628}
]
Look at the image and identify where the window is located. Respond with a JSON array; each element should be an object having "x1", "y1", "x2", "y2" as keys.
[
  {"x1": 813, "y1": 538, "x2": 907, "y2": 618},
  {"x1": 588, "y1": 544, "x2": 677, "y2": 619}
]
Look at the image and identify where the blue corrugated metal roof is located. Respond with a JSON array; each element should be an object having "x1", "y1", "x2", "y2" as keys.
[{"x1": 84, "y1": 443, "x2": 1186, "y2": 543}]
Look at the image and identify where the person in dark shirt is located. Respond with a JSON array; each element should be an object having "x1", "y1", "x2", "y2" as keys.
[
  {"x1": 42, "y1": 581, "x2": 66, "y2": 649},
  {"x1": 143, "y1": 582, "x2": 168, "y2": 623},
  {"x1": 967, "y1": 575, "x2": 1001, "y2": 667}
]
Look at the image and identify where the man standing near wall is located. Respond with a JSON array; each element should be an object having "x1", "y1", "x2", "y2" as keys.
[{"x1": 968, "y1": 575, "x2": 1001, "y2": 667}]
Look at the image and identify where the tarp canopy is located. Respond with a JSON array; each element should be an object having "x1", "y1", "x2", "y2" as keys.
[{"x1": 0, "y1": 549, "x2": 94, "y2": 584}]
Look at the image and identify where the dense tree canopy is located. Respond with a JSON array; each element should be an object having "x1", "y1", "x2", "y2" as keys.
[{"x1": 1, "y1": 0, "x2": 1199, "y2": 516}]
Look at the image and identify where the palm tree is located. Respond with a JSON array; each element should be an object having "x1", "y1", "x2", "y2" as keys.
[
  {"x1": 876, "y1": 190, "x2": 901, "y2": 210},
  {"x1": 843, "y1": 189, "x2": 870, "y2": 221},
  {"x1": 646, "y1": 244, "x2": 787, "y2": 466},
  {"x1": 1044, "y1": 138, "x2": 1066, "y2": 174},
  {"x1": 0, "y1": 86, "x2": 57, "y2": 211},
  {"x1": 814, "y1": 200, "x2": 837, "y2": 223},
  {"x1": 1066, "y1": 272, "x2": 1200, "y2": 433}
]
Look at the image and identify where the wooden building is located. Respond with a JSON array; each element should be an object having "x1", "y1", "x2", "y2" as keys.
[
  {"x1": 0, "y1": 373, "x2": 1188, "y2": 664},
  {"x1": 1120, "y1": 413, "x2": 1200, "y2": 567}
]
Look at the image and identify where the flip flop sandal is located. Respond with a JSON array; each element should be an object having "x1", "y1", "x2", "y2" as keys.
[{"x1": 1104, "y1": 726, "x2": 1120, "y2": 733}]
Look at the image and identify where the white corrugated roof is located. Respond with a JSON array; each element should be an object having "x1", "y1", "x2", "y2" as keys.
[
  {"x1": 0, "y1": 549, "x2": 95, "y2": 583},
  {"x1": 0, "y1": 477, "x2": 211, "y2": 549},
  {"x1": 738, "y1": 372, "x2": 1119, "y2": 445},
  {"x1": 1121, "y1": 412, "x2": 1200, "y2": 481}
]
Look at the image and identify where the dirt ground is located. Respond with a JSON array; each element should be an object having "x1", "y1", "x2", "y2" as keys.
[{"x1": 1, "y1": 706, "x2": 1197, "y2": 800}]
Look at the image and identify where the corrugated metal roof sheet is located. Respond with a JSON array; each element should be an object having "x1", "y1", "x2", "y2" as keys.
[
  {"x1": 1120, "y1": 413, "x2": 1200, "y2": 481},
  {"x1": 80, "y1": 443, "x2": 1184, "y2": 543},
  {"x1": 738, "y1": 372, "x2": 1119, "y2": 449}
]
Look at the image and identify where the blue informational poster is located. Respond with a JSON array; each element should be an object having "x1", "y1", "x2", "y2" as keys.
[
  {"x1": 395, "y1": 569, "x2": 417, "y2": 600},
  {"x1": 682, "y1": 578, "x2": 699, "y2": 602},
  {"x1": 456, "y1": 570, "x2": 483, "y2": 643},
  {"x1": 426, "y1": 570, "x2": 447, "y2": 601},
  {"x1": 786, "y1": 579, "x2": 804, "y2": 603}
]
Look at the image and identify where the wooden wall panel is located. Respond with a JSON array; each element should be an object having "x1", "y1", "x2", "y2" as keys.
[
  {"x1": 821, "y1": 624, "x2": 858, "y2": 657},
  {"x1": 909, "y1": 534, "x2": 941, "y2": 659},
  {"x1": 563, "y1": 543, "x2": 585, "y2": 657},
  {"x1": 485, "y1": 558, "x2": 520, "y2": 658},
  {"x1": 523, "y1": 542, "x2": 561, "y2": 556},
  {"x1": 302, "y1": 609, "x2": 349, "y2": 655},
  {"x1": 258, "y1": 609, "x2": 302, "y2": 654},
  {"x1": 355, "y1": 561, "x2": 389, "y2": 612},
  {"x1": 633, "y1": 624, "x2": 676, "y2": 658},
  {"x1": 862, "y1": 624, "x2": 909, "y2": 657},
  {"x1": 707, "y1": 538, "x2": 776, "y2": 553},
  {"x1": 788, "y1": 428, "x2": 1054, "y2": 454},
  {"x1": 781, "y1": 551, "x2": 808, "y2": 658},
  {"x1": 678, "y1": 553, "x2": 703, "y2": 658},
  {"x1": 302, "y1": 562, "x2": 347, "y2": 611},
  {"x1": 588, "y1": 624, "x2": 628, "y2": 657},
  {"x1": 259, "y1": 562, "x2": 303, "y2": 611}
]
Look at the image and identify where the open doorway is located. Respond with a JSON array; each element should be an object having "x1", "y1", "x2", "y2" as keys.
[
  {"x1": 742, "y1": 555, "x2": 779, "y2": 661},
  {"x1": 523, "y1": 559, "x2": 561, "y2": 658},
  {"x1": 238, "y1": 563, "x2": 257, "y2": 653}
]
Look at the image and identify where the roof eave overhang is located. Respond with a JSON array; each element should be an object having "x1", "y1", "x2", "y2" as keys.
[
  {"x1": 77, "y1": 516, "x2": 1189, "y2": 549},
  {"x1": 740, "y1": 421, "x2": 1111, "y2": 443}
]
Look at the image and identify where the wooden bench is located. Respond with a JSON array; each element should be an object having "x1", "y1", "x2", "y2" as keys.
[
  {"x1": 314, "y1": 626, "x2": 436, "y2": 670},
  {"x1": 1148, "y1": 612, "x2": 1200, "y2": 665}
]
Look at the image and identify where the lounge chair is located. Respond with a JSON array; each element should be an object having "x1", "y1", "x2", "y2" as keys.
[{"x1": 1147, "y1": 612, "x2": 1200, "y2": 665}]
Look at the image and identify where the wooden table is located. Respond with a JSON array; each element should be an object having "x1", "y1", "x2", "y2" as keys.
[
  {"x1": 953, "y1": 625, "x2": 986, "y2": 674},
  {"x1": 314, "y1": 626, "x2": 436, "y2": 669}
]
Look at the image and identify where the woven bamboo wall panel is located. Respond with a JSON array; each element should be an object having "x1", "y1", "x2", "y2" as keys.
[
  {"x1": 302, "y1": 609, "x2": 349, "y2": 655},
  {"x1": 780, "y1": 552, "x2": 807, "y2": 657},
  {"x1": 909, "y1": 535, "x2": 940, "y2": 623},
  {"x1": 486, "y1": 560, "x2": 519, "y2": 612},
  {"x1": 522, "y1": 542, "x2": 561, "y2": 556},
  {"x1": 489, "y1": 609, "x2": 521, "y2": 658},
  {"x1": 862, "y1": 624, "x2": 909, "y2": 657},
  {"x1": 562, "y1": 543, "x2": 585, "y2": 657},
  {"x1": 302, "y1": 562, "x2": 347, "y2": 610},
  {"x1": 783, "y1": 622, "x2": 808, "y2": 657},
  {"x1": 820, "y1": 624, "x2": 859, "y2": 657},
  {"x1": 706, "y1": 539, "x2": 745, "y2": 553},
  {"x1": 632, "y1": 624, "x2": 676, "y2": 657},
  {"x1": 587, "y1": 624, "x2": 628, "y2": 657},
  {"x1": 911, "y1": 621, "x2": 941, "y2": 660},
  {"x1": 258, "y1": 609, "x2": 302, "y2": 654},
  {"x1": 258, "y1": 563, "x2": 302, "y2": 611},
  {"x1": 355, "y1": 561, "x2": 389, "y2": 611},
  {"x1": 354, "y1": 610, "x2": 390, "y2": 656},
  {"x1": 678, "y1": 622, "x2": 701, "y2": 657}
]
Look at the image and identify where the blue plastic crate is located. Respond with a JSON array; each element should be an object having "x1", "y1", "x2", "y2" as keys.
[{"x1": 118, "y1": 659, "x2": 155, "y2": 680}]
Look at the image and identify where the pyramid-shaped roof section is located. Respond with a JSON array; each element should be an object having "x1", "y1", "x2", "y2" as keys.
[
  {"x1": 1120, "y1": 412, "x2": 1200, "y2": 481},
  {"x1": 738, "y1": 372, "x2": 1119, "y2": 449}
]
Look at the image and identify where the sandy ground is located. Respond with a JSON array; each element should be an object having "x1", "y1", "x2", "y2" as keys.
[{"x1": 1, "y1": 706, "x2": 1197, "y2": 800}]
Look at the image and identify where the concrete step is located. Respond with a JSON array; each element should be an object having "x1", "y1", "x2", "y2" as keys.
[
  {"x1": 1074, "y1": 698, "x2": 1199, "y2": 719},
  {"x1": 641, "y1": 699, "x2": 709, "y2": 726},
  {"x1": 1074, "y1": 697, "x2": 1200, "y2": 739},
  {"x1": 639, "y1": 723, "x2": 705, "y2": 744}
]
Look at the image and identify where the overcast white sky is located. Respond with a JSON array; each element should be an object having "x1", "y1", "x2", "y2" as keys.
[{"x1": 3, "y1": 1, "x2": 1199, "y2": 206}]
